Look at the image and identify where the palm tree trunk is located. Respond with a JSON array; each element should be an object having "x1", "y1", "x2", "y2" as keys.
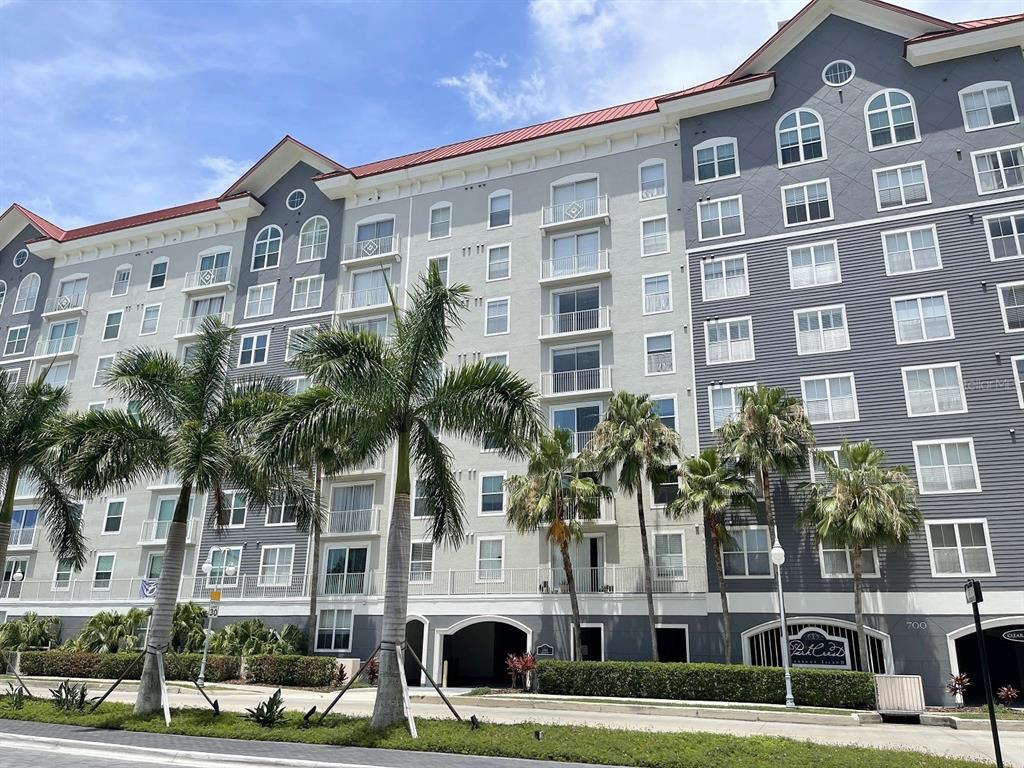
[
  {"x1": 135, "y1": 482, "x2": 192, "y2": 715},
  {"x1": 851, "y1": 543, "x2": 872, "y2": 673},
  {"x1": 371, "y1": 429, "x2": 412, "y2": 730},
  {"x1": 560, "y1": 539, "x2": 584, "y2": 661},
  {"x1": 760, "y1": 468, "x2": 775, "y2": 532},
  {"x1": 709, "y1": 521, "x2": 732, "y2": 664},
  {"x1": 306, "y1": 465, "x2": 323, "y2": 656},
  {"x1": 0, "y1": 466, "x2": 20, "y2": 573},
  {"x1": 635, "y1": 489, "x2": 659, "y2": 661}
]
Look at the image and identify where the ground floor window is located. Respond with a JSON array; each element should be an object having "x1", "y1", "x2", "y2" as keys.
[
  {"x1": 317, "y1": 608, "x2": 353, "y2": 651},
  {"x1": 656, "y1": 626, "x2": 689, "y2": 662}
]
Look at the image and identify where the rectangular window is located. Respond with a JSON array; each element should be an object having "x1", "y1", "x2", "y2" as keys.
[
  {"x1": 238, "y1": 332, "x2": 270, "y2": 367},
  {"x1": 640, "y1": 161, "x2": 667, "y2": 198},
  {"x1": 103, "y1": 310, "x2": 122, "y2": 341},
  {"x1": 794, "y1": 305, "x2": 849, "y2": 355},
  {"x1": 206, "y1": 547, "x2": 241, "y2": 586},
  {"x1": 984, "y1": 211, "x2": 1024, "y2": 261},
  {"x1": 413, "y1": 481, "x2": 430, "y2": 518},
  {"x1": 149, "y1": 261, "x2": 167, "y2": 290},
  {"x1": 873, "y1": 162, "x2": 930, "y2": 210},
  {"x1": 285, "y1": 325, "x2": 310, "y2": 362},
  {"x1": 9, "y1": 507, "x2": 37, "y2": 547},
  {"x1": 258, "y1": 545, "x2": 294, "y2": 586},
  {"x1": 410, "y1": 542, "x2": 433, "y2": 583},
  {"x1": 93, "y1": 554, "x2": 115, "y2": 589},
  {"x1": 914, "y1": 439, "x2": 981, "y2": 494},
  {"x1": 891, "y1": 292, "x2": 953, "y2": 344},
  {"x1": 316, "y1": 608, "x2": 353, "y2": 651},
  {"x1": 641, "y1": 217, "x2": 669, "y2": 255},
  {"x1": 882, "y1": 225, "x2": 941, "y2": 274},
  {"x1": 479, "y1": 473, "x2": 505, "y2": 516},
  {"x1": 651, "y1": 396, "x2": 676, "y2": 430},
  {"x1": 697, "y1": 196, "x2": 743, "y2": 240},
  {"x1": 902, "y1": 363, "x2": 966, "y2": 417},
  {"x1": 708, "y1": 383, "x2": 754, "y2": 431},
  {"x1": 926, "y1": 520, "x2": 993, "y2": 576},
  {"x1": 429, "y1": 204, "x2": 451, "y2": 239},
  {"x1": 291, "y1": 275, "x2": 323, "y2": 311},
  {"x1": 694, "y1": 138, "x2": 738, "y2": 183},
  {"x1": 112, "y1": 267, "x2": 131, "y2": 296},
  {"x1": 146, "y1": 554, "x2": 164, "y2": 580},
  {"x1": 477, "y1": 538, "x2": 504, "y2": 582},
  {"x1": 484, "y1": 297, "x2": 509, "y2": 336},
  {"x1": 427, "y1": 255, "x2": 449, "y2": 285},
  {"x1": 43, "y1": 362, "x2": 71, "y2": 388},
  {"x1": 139, "y1": 304, "x2": 160, "y2": 335},
  {"x1": 701, "y1": 255, "x2": 748, "y2": 301},
  {"x1": 225, "y1": 491, "x2": 247, "y2": 527},
  {"x1": 642, "y1": 273, "x2": 672, "y2": 314},
  {"x1": 788, "y1": 240, "x2": 840, "y2": 289},
  {"x1": 53, "y1": 560, "x2": 73, "y2": 591},
  {"x1": 705, "y1": 317, "x2": 754, "y2": 364},
  {"x1": 782, "y1": 179, "x2": 833, "y2": 225},
  {"x1": 960, "y1": 82, "x2": 1018, "y2": 131},
  {"x1": 103, "y1": 500, "x2": 124, "y2": 534},
  {"x1": 2, "y1": 369, "x2": 18, "y2": 387},
  {"x1": 488, "y1": 192, "x2": 511, "y2": 228},
  {"x1": 722, "y1": 527, "x2": 771, "y2": 577},
  {"x1": 4, "y1": 326, "x2": 28, "y2": 356},
  {"x1": 801, "y1": 373, "x2": 859, "y2": 423},
  {"x1": 645, "y1": 333, "x2": 674, "y2": 375},
  {"x1": 284, "y1": 376, "x2": 310, "y2": 395},
  {"x1": 809, "y1": 445, "x2": 850, "y2": 484},
  {"x1": 266, "y1": 493, "x2": 298, "y2": 525},
  {"x1": 486, "y1": 245, "x2": 511, "y2": 281},
  {"x1": 998, "y1": 282, "x2": 1024, "y2": 332},
  {"x1": 971, "y1": 144, "x2": 1024, "y2": 194},
  {"x1": 245, "y1": 283, "x2": 275, "y2": 318},
  {"x1": 654, "y1": 533, "x2": 685, "y2": 578},
  {"x1": 1014, "y1": 355, "x2": 1024, "y2": 408},
  {"x1": 820, "y1": 541, "x2": 878, "y2": 578}
]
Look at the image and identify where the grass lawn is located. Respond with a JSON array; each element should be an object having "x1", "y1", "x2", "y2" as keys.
[
  {"x1": 935, "y1": 707, "x2": 1024, "y2": 721},
  {"x1": 0, "y1": 697, "x2": 992, "y2": 768}
]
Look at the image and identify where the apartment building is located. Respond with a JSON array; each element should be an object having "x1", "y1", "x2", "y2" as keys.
[{"x1": 1, "y1": 0, "x2": 1021, "y2": 701}]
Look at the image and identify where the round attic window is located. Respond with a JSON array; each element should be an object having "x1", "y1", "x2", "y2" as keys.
[
  {"x1": 13, "y1": 249, "x2": 28, "y2": 268},
  {"x1": 822, "y1": 60, "x2": 855, "y2": 87},
  {"x1": 286, "y1": 189, "x2": 306, "y2": 210}
]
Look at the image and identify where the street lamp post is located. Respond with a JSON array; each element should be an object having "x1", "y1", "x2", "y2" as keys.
[
  {"x1": 197, "y1": 548, "x2": 236, "y2": 687},
  {"x1": 770, "y1": 532, "x2": 795, "y2": 708}
]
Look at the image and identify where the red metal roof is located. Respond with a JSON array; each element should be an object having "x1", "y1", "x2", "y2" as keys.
[
  {"x1": 54, "y1": 198, "x2": 223, "y2": 242},
  {"x1": 906, "y1": 13, "x2": 1024, "y2": 42},
  {"x1": 7, "y1": 203, "x2": 66, "y2": 241}
]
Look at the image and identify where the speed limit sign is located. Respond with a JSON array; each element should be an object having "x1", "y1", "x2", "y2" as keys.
[{"x1": 208, "y1": 605, "x2": 219, "y2": 618}]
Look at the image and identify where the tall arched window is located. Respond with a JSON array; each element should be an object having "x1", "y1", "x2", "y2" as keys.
[
  {"x1": 297, "y1": 216, "x2": 329, "y2": 262},
  {"x1": 252, "y1": 225, "x2": 282, "y2": 270},
  {"x1": 14, "y1": 273, "x2": 40, "y2": 314},
  {"x1": 865, "y1": 89, "x2": 919, "y2": 149},
  {"x1": 776, "y1": 109, "x2": 825, "y2": 167},
  {"x1": 0, "y1": 280, "x2": 6, "y2": 314}
]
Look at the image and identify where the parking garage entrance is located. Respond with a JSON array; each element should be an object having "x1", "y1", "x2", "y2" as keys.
[{"x1": 441, "y1": 618, "x2": 529, "y2": 687}]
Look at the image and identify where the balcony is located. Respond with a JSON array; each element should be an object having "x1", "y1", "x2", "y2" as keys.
[
  {"x1": 539, "y1": 250, "x2": 610, "y2": 284},
  {"x1": 182, "y1": 266, "x2": 234, "y2": 294},
  {"x1": 8, "y1": 527, "x2": 37, "y2": 549},
  {"x1": 337, "y1": 284, "x2": 399, "y2": 314},
  {"x1": 539, "y1": 307, "x2": 611, "y2": 340},
  {"x1": 539, "y1": 366, "x2": 612, "y2": 398},
  {"x1": 327, "y1": 455, "x2": 386, "y2": 477},
  {"x1": 569, "y1": 430, "x2": 596, "y2": 455},
  {"x1": 325, "y1": 505, "x2": 381, "y2": 536},
  {"x1": 138, "y1": 517, "x2": 199, "y2": 546},
  {"x1": 342, "y1": 234, "x2": 401, "y2": 267},
  {"x1": 541, "y1": 195, "x2": 609, "y2": 232},
  {"x1": 175, "y1": 312, "x2": 231, "y2": 338},
  {"x1": 147, "y1": 469, "x2": 182, "y2": 489},
  {"x1": 42, "y1": 292, "x2": 88, "y2": 318},
  {"x1": 33, "y1": 335, "x2": 80, "y2": 359}
]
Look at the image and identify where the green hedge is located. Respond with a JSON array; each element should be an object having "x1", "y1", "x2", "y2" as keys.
[
  {"x1": 244, "y1": 654, "x2": 340, "y2": 688},
  {"x1": 536, "y1": 661, "x2": 875, "y2": 709},
  {"x1": 17, "y1": 651, "x2": 240, "y2": 683}
]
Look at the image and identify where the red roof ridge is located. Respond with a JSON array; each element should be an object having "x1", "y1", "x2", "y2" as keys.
[{"x1": 9, "y1": 203, "x2": 66, "y2": 241}]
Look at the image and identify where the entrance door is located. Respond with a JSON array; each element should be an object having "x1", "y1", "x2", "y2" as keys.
[
  {"x1": 579, "y1": 626, "x2": 603, "y2": 661},
  {"x1": 405, "y1": 619, "x2": 425, "y2": 686},
  {"x1": 551, "y1": 535, "x2": 604, "y2": 593}
]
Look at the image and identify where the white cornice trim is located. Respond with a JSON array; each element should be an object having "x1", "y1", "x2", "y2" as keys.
[
  {"x1": 657, "y1": 76, "x2": 775, "y2": 119},
  {"x1": 906, "y1": 21, "x2": 1024, "y2": 67}
]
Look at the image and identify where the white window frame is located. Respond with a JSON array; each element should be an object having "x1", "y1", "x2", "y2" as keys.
[
  {"x1": 970, "y1": 143, "x2": 1024, "y2": 196},
  {"x1": 982, "y1": 210, "x2": 1024, "y2": 262},
  {"x1": 793, "y1": 304, "x2": 850, "y2": 356},
  {"x1": 800, "y1": 372, "x2": 860, "y2": 424},
  {"x1": 52, "y1": 560, "x2": 74, "y2": 592},
  {"x1": 809, "y1": 444, "x2": 847, "y2": 484},
  {"x1": 958, "y1": 81, "x2": 1019, "y2": 133},
  {"x1": 286, "y1": 189, "x2": 306, "y2": 210},
  {"x1": 697, "y1": 195, "x2": 744, "y2": 242},
  {"x1": 251, "y1": 225, "x2": 283, "y2": 271},
  {"x1": 818, "y1": 540, "x2": 879, "y2": 579},
  {"x1": 707, "y1": 382, "x2": 756, "y2": 432},
  {"x1": 205, "y1": 546, "x2": 242, "y2": 587},
  {"x1": 103, "y1": 310, "x2": 122, "y2": 341},
  {"x1": 638, "y1": 158, "x2": 668, "y2": 199},
  {"x1": 997, "y1": 281, "x2": 1024, "y2": 333},
  {"x1": 139, "y1": 304, "x2": 161, "y2": 336},
  {"x1": 111, "y1": 265, "x2": 132, "y2": 297},
  {"x1": 821, "y1": 60, "x2": 855, "y2": 87},
  {"x1": 487, "y1": 189, "x2": 512, "y2": 230},
  {"x1": 890, "y1": 291, "x2": 954, "y2": 345},
  {"x1": 245, "y1": 283, "x2": 276, "y2": 319},
  {"x1": 640, "y1": 215, "x2": 670, "y2": 256},
  {"x1": 476, "y1": 536, "x2": 505, "y2": 583},
  {"x1": 297, "y1": 215, "x2": 330, "y2": 263},
  {"x1": 786, "y1": 239, "x2": 841, "y2": 290},
  {"x1": 315, "y1": 608, "x2": 353, "y2": 652},
  {"x1": 410, "y1": 540, "x2": 434, "y2": 583},
  {"x1": 704, "y1": 316, "x2": 754, "y2": 365},
  {"x1": 257, "y1": 544, "x2": 295, "y2": 587},
  {"x1": 650, "y1": 393, "x2": 677, "y2": 431},
  {"x1": 486, "y1": 244, "x2": 512, "y2": 282},
  {"x1": 900, "y1": 362, "x2": 967, "y2": 418},
  {"x1": 478, "y1": 471, "x2": 507, "y2": 517},
  {"x1": 4, "y1": 325, "x2": 29, "y2": 357},
  {"x1": 14, "y1": 273, "x2": 40, "y2": 314},
  {"x1": 700, "y1": 254, "x2": 748, "y2": 302},
  {"x1": 642, "y1": 272, "x2": 673, "y2": 315},
  {"x1": 285, "y1": 325, "x2": 311, "y2": 363},
  {"x1": 692, "y1": 137, "x2": 739, "y2": 184},
  {"x1": 237, "y1": 331, "x2": 271, "y2": 368},
  {"x1": 265, "y1": 493, "x2": 298, "y2": 526},
  {"x1": 147, "y1": 259, "x2": 168, "y2": 291},
  {"x1": 644, "y1": 332, "x2": 675, "y2": 376},
  {"x1": 0, "y1": 279, "x2": 6, "y2": 315},
  {"x1": 93, "y1": 354, "x2": 115, "y2": 387},
  {"x1": 924, "y1": 519, "x2": 995, "y2": 578},
  {"x1": 484, "y1": 296, "x2": 510, "y2": 336},
  {"x1": 291, "y1": 275, "x2": 324, "y2": 312},
  {"x1": 92, "y1": 552, "x2": 116, "y2": 590},
  {"x1": 427, "y1": 201, "x2": 452, "y2": 241},
  {"x1": 1011, "y1": 354, "x2": 1024, "y2": 409},
  {"x1": 2, "y1": 369, "x2": 19, "y2": 387},
  {"x1": 722, "y1": 525, "x2": 773, "y2": 580},
  {"x1": 13, "y1": 249, "x2": 28, "y2": 268},
  {"x1": 775, "y1": 108, "x2": 827, "y2": 168},
  {"x1": 872, "y1": 162, "x2": 931, "y2": 211},
  {"x1": 780, "y1": 178, "x2": 834, "y2": 227},
  {"x1": 101, "y1": 498, "x2": 125, "y2": 535},
  {"x1": 653, "y1": 531, "x2": 687, "y2": 579},
  {"x1": 224, "y1": 490, "x2": 247, "y2": 528},
  {"x1": 864, "y1": 88, "x2": 920, "y2": 151},
  {"x1": 881, "y1": 224, "x2": 942, "y2": 275},
  {"x1": 427, "y1": 254, "x2": 450, "y2": 286},
  {"x1": 912, "y1": 438, "x2": 982, "y2": 495}
]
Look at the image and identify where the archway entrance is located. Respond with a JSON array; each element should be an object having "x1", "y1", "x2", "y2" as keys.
[
  {"x1": 950, "y1": 620, "x2": 1024, "y2": 705},
  {"x1": 404, "y1": 618, "x2": 426, "y2": 687},
  {"x1": 440, "y1": 618, "x2": 529, "y2": 687}
]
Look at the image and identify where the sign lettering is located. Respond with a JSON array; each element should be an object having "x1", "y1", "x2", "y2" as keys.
[
  {"x1": 1003, "y1": 629, "x2": 1024, "y2": 644},
  {"x1": 788, "y1": 627, "x2": 851, "y2": 669}
]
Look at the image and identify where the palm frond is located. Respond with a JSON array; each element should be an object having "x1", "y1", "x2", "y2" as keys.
[
  {"x1": 31, "y1": 457, "x2": 87, "y2": 569},
  {"x1": 105, "y1": 347, "x2": 184, "y2": 429},
  {"x1": 411, "y1": 418, "x2": 464, "y2": 547}
]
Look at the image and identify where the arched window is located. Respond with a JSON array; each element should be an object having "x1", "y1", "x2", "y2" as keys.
[
  {"x1": 252, "y1": 225, "x2": 282, "y2": 271},
  {"x1": 14, "y1": 273, "x2": 40, "y2": 314},
  {"x1": 776, "y1": 109, "x2": 825, "y2": 166},
  {"x1": 865, "y1": 89, "x2": 919, "y2": 150},
  {"x1": 297, "y1": 216, "x2": 329, "y2": 262},
  {"x1": 0, "y1": 280, "x2": 6, "y2": 313}
]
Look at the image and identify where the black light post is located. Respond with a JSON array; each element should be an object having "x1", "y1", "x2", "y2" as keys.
[{"x1": 964, "y1": 579, "x2": 1003, "y2": 768}]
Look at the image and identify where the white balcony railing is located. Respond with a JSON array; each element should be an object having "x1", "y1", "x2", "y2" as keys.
[
  {"x1": 541, "y1": 195, "x2": 609, "y2": 227},
  {"x1": 571, "y1": 430, "x2": 595, "y2": 455},
  {"x1": 43, "y1": 293, "x2": 88, "y2": 315},
  {"x1": 539, "y1": 307, "x2": 610, "y2": 337},
  {"x1": 8, "y1": 527, "x2": 37, "y2": 548},
  {"x1": 325, "y1": 506, "x2": 381, "y2": 536},
  {"x1": 540, "y1": 366, "x2": 612, "y2": 397},
  {"x1": 147, "y1": 468, "x2": 181, "y2": 489},
  {"x1": 183, "y1": 266, "x2": 234, "y2": 292},
  {"x1": 540, "y1": 250, "x2": 610, "y2": 281},
  {"x1": 34, "y1": 335, "x2": 80, "y2": 357},
  {"x1": 342, "y1": 234, "x2": 401, "y2": 263},
  {"x1": 338, "y1": 284, "x2": 399, "y2": 313},
  {"x1": 176, "y1": 312, "x2": 231, "y2": 337},
  {"x1": 138, "y1": 517, "x2": 198, "y2": 545}
]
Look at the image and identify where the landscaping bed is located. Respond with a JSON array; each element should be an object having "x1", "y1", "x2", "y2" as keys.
[{"x1": 929, "y1": 706, "x2": 1024, "y2": 721}]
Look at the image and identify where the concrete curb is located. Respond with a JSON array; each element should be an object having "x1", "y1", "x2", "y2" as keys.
[{"x1": 920, "y1": 713, "x2": 1024, "y2": 732}]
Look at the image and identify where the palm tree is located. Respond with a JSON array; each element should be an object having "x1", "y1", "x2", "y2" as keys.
[
  {"x1": 505, "y1": 428, "x2": 611, "y2": 663},
  {"x1": 589, "y1": 391, "x2": 680, "y2": 661},
  {"x1": 57, "y1": 318, "x2": 317, "y2": 715},
  {"x1": 0, "y1": 374, "x2": 86, "y2": 575},
  {"x1": 0, "y1": 611, "x2": 60, "y2": 650},
  {"x1": 670, "y1": 448, "x2": 757, "y2": 663},
  {"x1": 263, "y1": 266, "x2": 540, "y2": 729},
  {"x1": 801, "y1": 440, "x2": 921, "y2": 671},
  {"x1": 67, "y1": 608, "x2": 150, "y2": 653},
  {"x1": 716, "y1": 385, "x2": 814, "y2": 533}
]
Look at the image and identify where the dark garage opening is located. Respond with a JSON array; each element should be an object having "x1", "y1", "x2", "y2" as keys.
[
  {"x1": 955, "y1": 624, "x2": 1024, "y2": 705},
  {"x1": 656, "y1": 627, "x2": 689, "y2": 662},
  {"x1": 442, "y1": 621, "x2": 527, "y2": 687}
]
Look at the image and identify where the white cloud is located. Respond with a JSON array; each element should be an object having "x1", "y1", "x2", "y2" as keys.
[
  {"x1": 437, "y1": 52, "x2": 549, "y2": 123},
  {"x1": 196, "y1": 156, "x2": 252, "y2": 199}
]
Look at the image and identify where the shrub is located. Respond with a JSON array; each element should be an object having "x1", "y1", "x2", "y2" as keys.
[
  {"x1": 536, "y1": 660, "x2": 875, "y2": 709},
  {"x1": 18, "y1": 651, "x2": 239, "y2": 683},
  {"x1": 245, "y1": 655, "x2": 339, "y2": 688},
  {"x1": 63, "y1": 609, "x2": 151, "y2": 654},
  {"x1": 3, "y1": 682, "x2": 28, "y2": 710},
  {"x1": 946, "y1": 672, "x2": 971, "y2": 701},
  {"x1": 243, "y1": 688, "x2": 287, "y2": 727},
  {"x1": 997, "y1": 685, "x2": 1019, "y2": 707},
  {"x1": 363, "y1": 656, "x2": 379, "y2": 686},
  {"x1": 49, "y1": 680, "x2": 88, "y2": 711},
  {"x1": 208, "y1": 619, "x2": 306, "y2": 656},
  {"x1": 0, "y1": 613, "x2": 60, "y2": 651}
]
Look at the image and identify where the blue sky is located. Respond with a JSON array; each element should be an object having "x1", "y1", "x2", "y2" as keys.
[{"x1": 1, "y1": 0, "x2": 1018, "y2": 229}]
